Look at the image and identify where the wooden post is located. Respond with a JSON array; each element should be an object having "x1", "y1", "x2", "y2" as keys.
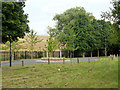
[
  {"x1": 22, "y1": 60, "x2": 24, "y2": 66},
  {"x1": 48, "y1": 58, "x2": 50, "y2": 64},
  {"x1": 77, "y1": 58, "x2": 79, "y2": 63}
]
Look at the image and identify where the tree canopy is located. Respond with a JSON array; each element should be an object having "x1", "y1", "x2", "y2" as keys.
[
  {"x1": 101, "y1": 0, "x2": 120, "y2": 44},
  {"x1": 48, "y1": 6, "x2": 116, "y2": 56},
  {"x1": 2, "y1": 2, "x2": 29, "y2": 43},
  {"x1": 2, "y1": 2, "x2": 29, "y2": 66},
  {"x1": 53, "y1": 7, "x2": 95, "y2": 52}
]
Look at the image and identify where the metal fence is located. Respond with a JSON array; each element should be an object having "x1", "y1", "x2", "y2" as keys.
[
  {"x1": 1, "y1": 51, "x2": 43, "y2": 61},
  {"x1": 0, "y1": 49, "x2": 107, "y2": 61},
  {"x1": 1, "y1": 51, "x2": 69, "y2": 61}
]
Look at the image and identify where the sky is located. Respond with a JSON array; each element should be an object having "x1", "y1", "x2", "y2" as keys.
[{"x1": 23, "y1": 0, "x2": 113, "y2": 36}]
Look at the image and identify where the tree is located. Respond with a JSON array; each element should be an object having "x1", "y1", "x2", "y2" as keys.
[
  {"x1": 25, "y1": 29, "x2": 42, "y2": 59},
  {"x1": 47, "y1": 26, "x2": 58, "y2": 57},
  {"x1": 101, "y1": 0, "x2": 120, "y2": 55},
  {"x1": 53, "y1": 7, "x2": 95, "y2": 57},
  {"x1": 90, "y1": 19, "x2": 102, "y2": 57},
  {"x1": 101, "y1": 0, "x2": 120, "y2": 44},
  {"x1": 97, "y1": 20, "x2": 115, "y2": 56},
  {"x1": 2, "y1": 2, "x2": 29, "y2": 67}
]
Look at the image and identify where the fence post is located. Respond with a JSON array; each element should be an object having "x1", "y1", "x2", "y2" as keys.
[
  {"x1": 22, "y1": 60, "x2": 24, "y2": 66},
  {"x1": 88, "y1": 58, "x2": 90, "y2": 63},
  {"x1": 48, "y1": 58, "x2": 50, "y2": 64},
  {"x1": 77, "y1": 58, "x2": 79, "y2": 63}
]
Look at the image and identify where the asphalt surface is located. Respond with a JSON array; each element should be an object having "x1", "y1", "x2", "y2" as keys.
[{"x1": 2, "y1": 57, "x2": 105, "y2": 67}]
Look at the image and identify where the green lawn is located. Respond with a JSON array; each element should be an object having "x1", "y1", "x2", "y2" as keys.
[{"x1": 2, "y1": 58, "x2": 118, "y2": 88}]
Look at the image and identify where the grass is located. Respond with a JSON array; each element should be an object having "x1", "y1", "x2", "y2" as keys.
[{"x1": 2, "y1": 57, "x2": 118, "y2": 88}]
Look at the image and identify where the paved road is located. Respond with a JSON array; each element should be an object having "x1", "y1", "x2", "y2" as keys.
[{"x1": 2, "y1": 57, "x2": 105, "y2": 67}]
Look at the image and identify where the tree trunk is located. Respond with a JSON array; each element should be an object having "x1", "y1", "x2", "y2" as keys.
[
  {"x1": 68, "y1": 51, "x2": 69, "y2": 58},
  {"x1": 53, "y1": 51, "x2": 55, "y2": 57},
  {"x1": 70, "y1": 51, "x2": 72, "y2": 58},
  {"x1": 98, "y1": 49, "x2": 99, "y2": 57},
  {"x1": 91, "y1": 51, "x2": 92, "y2": 57},
  {"x1": 31, "y1": 50, "x2": 33, "y2": 59},
  {"x1": 105, "y1": 47, "x2": 107, "y2": 56},
  {"x1": 83, "y1": 52, "x2": 85, "y2": 58},
  {"x1": 9, "y1": 37, "x2": 12, "y2": 67}
]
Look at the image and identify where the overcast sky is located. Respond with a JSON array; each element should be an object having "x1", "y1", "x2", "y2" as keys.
[{"x1": 23, "y1": 0, "x2": 112, "y2": 36}]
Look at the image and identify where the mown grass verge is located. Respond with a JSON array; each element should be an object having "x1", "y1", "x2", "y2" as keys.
[{"x1": 2, "y1": 58, "x2": 118, "y2": 88}]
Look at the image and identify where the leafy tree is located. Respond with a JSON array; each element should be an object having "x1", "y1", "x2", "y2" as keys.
[
  {"x1": 25, "y1": 29, "x2": 42, "y2": 59},
  {"x1": 101, "y1": 0, "x2": 120, "y2": 55},
  {"x1": 101, "y1": 0, "x2": 120, "y2": 43},
  {"x1": 53, "y1": 7, "x2": 95, "y2": 57},
  {"x1": 47, "y1": 26, "x2": 58, "y2": 57},
  {"x1": 90, "y1": 19, "x2": 102, "y2": 57},
  {"x1": 2, "y1": 2, "x2": 29, "y2": 66},
  {"x1": 97, "y1": 20, "x2": 114, "y2": 56}
]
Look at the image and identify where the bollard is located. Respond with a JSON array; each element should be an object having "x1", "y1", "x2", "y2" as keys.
[
  {"x1": 77, "y1": 58, "x2": 79, "y2": 63},
  {"x1": 63, "y1": 58, "x2": 65, "y2": 64},
  {"x1": 22, "y1": 60, "x2": 24, "y2": 66},
  {"x1": 48, "y1": 58, "x2": 50, "y2": 64},
  {"x1": 88, "y1": 58, "x2": 90, "y2": 63}
]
